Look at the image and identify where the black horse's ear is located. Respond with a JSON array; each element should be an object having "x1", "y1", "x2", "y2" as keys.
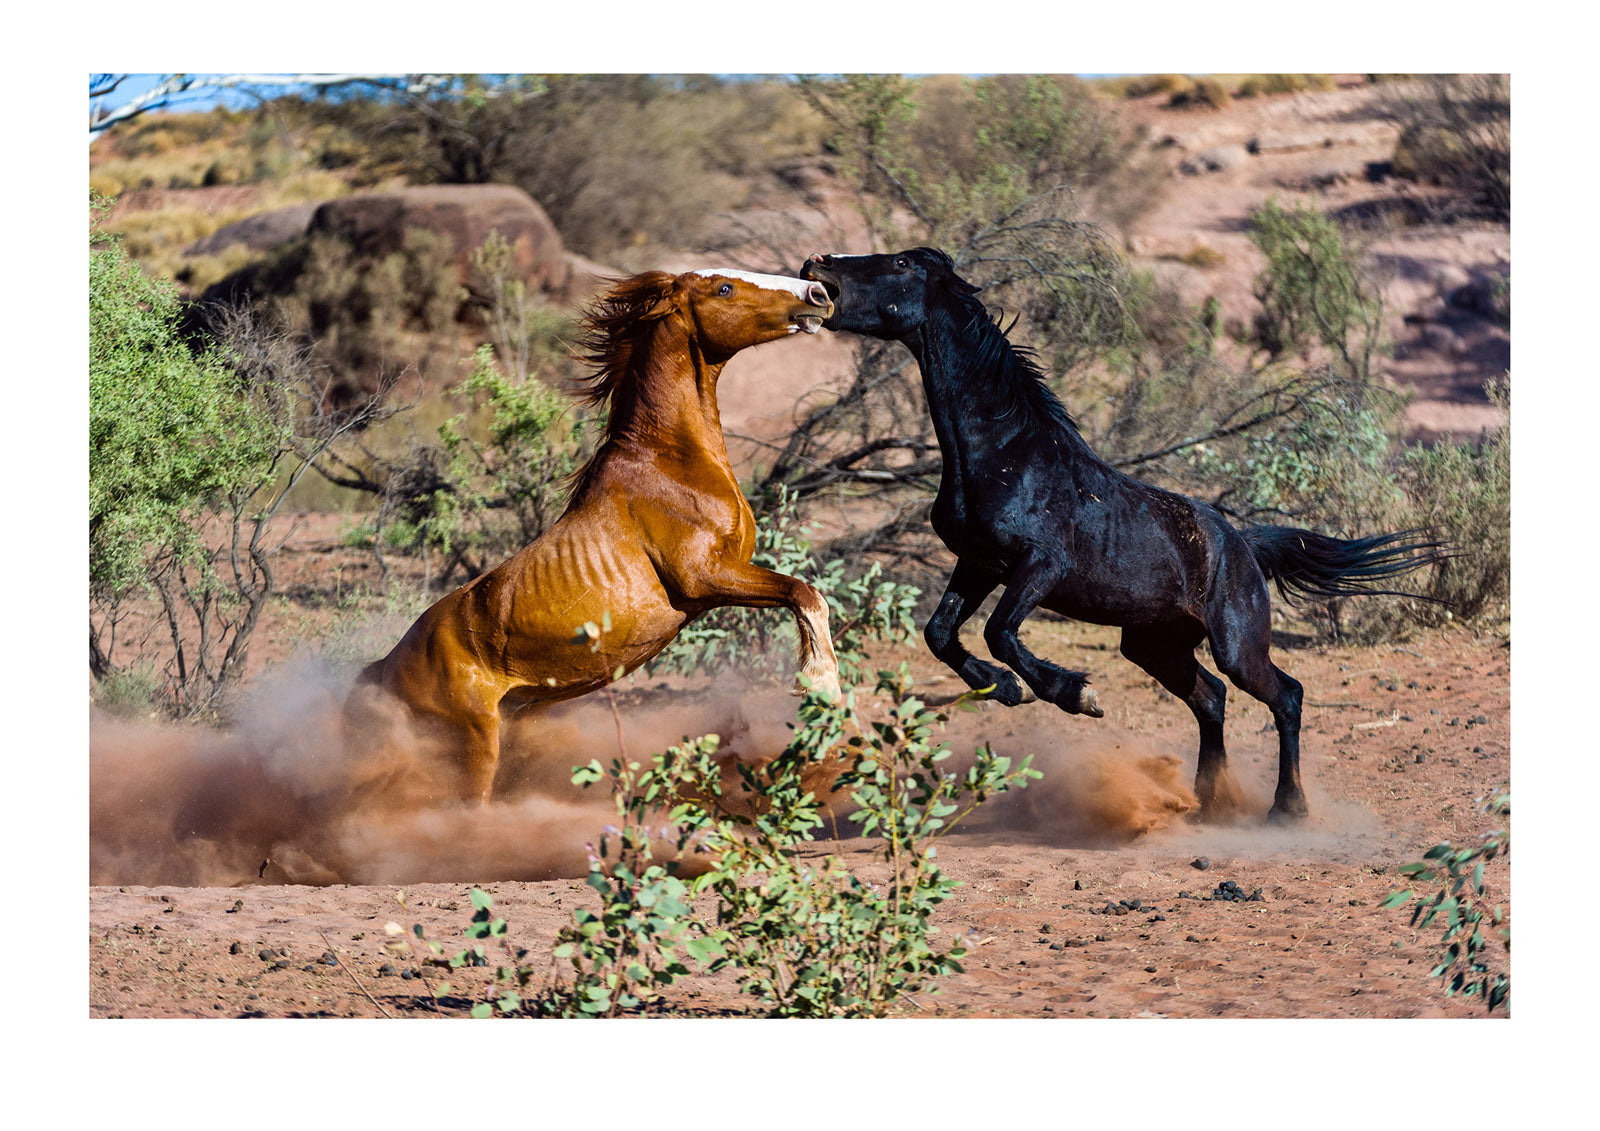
[{"x1": 920, "y1": 247, "x2": 981, "y2": 296}]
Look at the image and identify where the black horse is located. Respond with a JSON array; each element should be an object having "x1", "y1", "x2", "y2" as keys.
[{"x1": 800, "y1": 248, "x2": 1445, "y2": 821}]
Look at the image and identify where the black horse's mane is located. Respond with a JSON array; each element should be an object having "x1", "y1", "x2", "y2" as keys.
[{"x1": 934, "y1": 263, "x2": 1079, "y2": 436}]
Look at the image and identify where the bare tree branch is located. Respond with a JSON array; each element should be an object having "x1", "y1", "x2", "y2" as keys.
[{"x1": 88, "y1": 73, "x2": 456, "y2": 144}]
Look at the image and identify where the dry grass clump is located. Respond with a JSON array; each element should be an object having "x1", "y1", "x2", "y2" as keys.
[
  {"x1": 1235, "y1": 74, "x2": 1337, "y2": 98},
  {"x1": 1168, "y1": 78, "x2": 1232, "y2": 110},
  {"x1": 1094, "y1": 74, "x2": 1195, "y2": 100},
  {"x1": 1177, "y1": 243, "x2": 1226, "y2": 269}
]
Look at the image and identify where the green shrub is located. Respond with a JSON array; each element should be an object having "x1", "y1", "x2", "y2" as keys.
[
  {"x1": 692, "y1": 670, "x2": 1039, "y2": 1016},
  {"x1": 91, "y1": 662, "x2": 164, "y2": 718},
  {"x1": 532, "y1": 736, "x2": 719, "y2": 1017},
  {"x1": 1381, "y1": 790, "x2": 1509, "y2": 1012},
  {"x1": 526, "y1": 671, "x2": 1037, "y2": 1018},
  {"x1": 89, "y1": 197, "x2": 282, "y2": 607},
  {"x1": 1248, "y1": 197, "x2": 1386, "y2": 381},
  {"x1": 415, "y1": 344, "x2": 592, "y2": 578},
  {"x1": 1191, "y1": 385, "x2": 1401, "y2": 529},
  {"x1": 1333, "y1": 379, "x2": 1509, "y2": 641},
  {"x1": 90, "y1": 194, "x2": 407, "y2": 713}
]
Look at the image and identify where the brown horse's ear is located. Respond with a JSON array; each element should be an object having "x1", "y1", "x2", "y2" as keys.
[
  {"x1": 640, "y1": 290, "x2": 676, "y2": 320},
  {"x1": 628, "y1": 271, "x2": 680, "y2": 321}
]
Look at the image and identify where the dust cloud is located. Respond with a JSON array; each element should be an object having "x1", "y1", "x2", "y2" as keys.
[
  {"x1": 949, "y1": 707, "x2": 1382, "y2": 857},
  {"x1": 89, "y1": 660, "x2": 803, "y2": 888},
  {"x1": 90, "y1": 661, "x2": 1371, "y2": 888},
  {"x1": 954, "y1": 720, "x2": 1202, "y2": 845}
]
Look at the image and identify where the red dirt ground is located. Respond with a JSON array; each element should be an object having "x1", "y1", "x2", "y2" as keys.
[{"x1": 90, "y1": 526, "x2": 1510, "y2": 1021}]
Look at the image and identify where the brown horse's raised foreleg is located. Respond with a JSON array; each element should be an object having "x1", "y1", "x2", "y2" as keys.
[{"x1": 677, "y1": 562, "x2": 841, "y2": 700}]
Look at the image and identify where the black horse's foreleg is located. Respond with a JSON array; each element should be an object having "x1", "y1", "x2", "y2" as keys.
[
  {"x1": 1119, "y1": 625, "x2": 1231, "y2": 817},
  {"x1": 924, "y1": 562, "x2": 1029, "y2": 703},
  {"x1": 982, "y1": 557, "x2": 1104, "y2": 717}
]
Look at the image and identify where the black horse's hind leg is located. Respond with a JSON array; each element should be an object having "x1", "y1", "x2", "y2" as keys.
[
  {"x1": 1119, "y1": 624, "x2": 1232, "y2": 818},
  {"x1": 924, "y1": 560, "x2": 1031, "y2": 704},
  {"x1": 1207, "y1": 601, "x2": 1308, "y2": 820},
  {"x1": 982, "y1": 557, "x2": 1104, "y2": 717}
]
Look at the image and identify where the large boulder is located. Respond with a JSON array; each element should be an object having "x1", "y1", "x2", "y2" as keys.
[
  {"x1": 306, "y1": 184, "x2": 571, "y2": 298},
  {"x1": 184, "y1": 204, "x2": 318, "y2": 256}
]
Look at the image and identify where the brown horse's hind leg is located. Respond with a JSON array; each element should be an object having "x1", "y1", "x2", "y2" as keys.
[
  {"x1": 383, "y1": 682, "x2": 506, "y2": 804},
  {"x1": 1119, "y1": 624, "x2": 1235, "y2": 820},
  {"x1": 454, "y1": 711, "x2": 503, "y2": 804}
]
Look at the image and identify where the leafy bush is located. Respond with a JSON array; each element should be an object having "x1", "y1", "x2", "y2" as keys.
[
  {"x1": 691, "y1": 670, "x2": 1039, "y2": 1016},
  {"x1": 1331, "y1": 379, "x2": 1509, "y2": 641},
  {"x1": 90, "y1": 198, "x2": 284, "y2": 710},
  {"x1": 534, "y1": 737, "x2": 719, "y2": 1017},
  {"x1": 89, "y1": 200, "x2": 281, "y2": 605},
  {"x1": 395, "y1": 344, "x2": 591, "y2": 580},
  {"x1": 527, "y1": 671, "x2": 1037, "y2": 1018},
  {"x1": 1381, "y1": 790, "x2": 1509, "y2": 1011},
  {"x1": 90, "y1": 195, "x2": 404, "y2": 714},
  {"x1": 1248, "y1": 197, "x2": 1386, "y2": 381}
]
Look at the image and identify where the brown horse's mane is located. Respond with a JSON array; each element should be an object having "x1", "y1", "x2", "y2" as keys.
[
  {"x1": 571, "y1": 271, "x2": 678, "y2": 410},
  {"x1": 561, "y1": 271, "x2": 681, "y2": 500}
]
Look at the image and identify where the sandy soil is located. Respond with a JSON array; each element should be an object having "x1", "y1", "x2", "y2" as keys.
[{"x1": 90, "y1": 592, "x2": 1509, "y2": 1020}]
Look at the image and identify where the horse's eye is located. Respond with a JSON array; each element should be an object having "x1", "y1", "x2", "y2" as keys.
[
  {"x1": 718, "y1": 283, "x2": 733, "y2": 296},
  {"x1": 894, "y1": 257, "x2": 908, "y2": 269}
]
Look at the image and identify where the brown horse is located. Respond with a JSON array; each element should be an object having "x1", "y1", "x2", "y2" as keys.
[{"x1": 347, "y1": 268, "x2": 840, "y2": 802}]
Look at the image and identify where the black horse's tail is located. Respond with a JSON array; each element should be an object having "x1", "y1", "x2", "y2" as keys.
[{"x1": 1242, "y1": 525, "x2": 1452, "y2": 604}]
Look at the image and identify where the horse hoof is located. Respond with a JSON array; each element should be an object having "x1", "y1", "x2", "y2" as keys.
[
  {"x1": 1266, "y1": 801, "x2": 1309, "y2": 823},
  {"x1": 1079, "y1": 687, "x2": 1104, "y2": 718},
  {"x1": 795, "y1": 671, "x2": 843, "y2": 703}
]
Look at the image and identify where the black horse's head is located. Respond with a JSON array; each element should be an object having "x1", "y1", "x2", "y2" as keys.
[{"x1": 799, "y1": 248, "x2": 980, "y2": 341}]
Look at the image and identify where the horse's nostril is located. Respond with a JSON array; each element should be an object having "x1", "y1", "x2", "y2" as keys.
[
  {"x1": 806, "y1": 281, "x2": 830, "y2": 307},
  {"x1": 807, "y1": 253, "x2": 824, "y2": 263}
]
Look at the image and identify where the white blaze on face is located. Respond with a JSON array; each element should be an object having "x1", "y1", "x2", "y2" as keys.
[{"x1": 692, "y1": 268, "x2": 828, "y2": 332}]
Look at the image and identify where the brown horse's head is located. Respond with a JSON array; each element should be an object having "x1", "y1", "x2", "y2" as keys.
[
  {"x1": 677, "y1": 268, "x2": 834, "y2": 358},
  {"x1": 576, "y1": 268, "x2": 832, "y2": 405}
]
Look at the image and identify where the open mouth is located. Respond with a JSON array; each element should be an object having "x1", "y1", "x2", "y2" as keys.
[
  {"x1": 798, "y1": 260, "x2": 842, "y2": 326},
  {"x1": 791, "y1": 312, "x2": 826, "y2": 334}
]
